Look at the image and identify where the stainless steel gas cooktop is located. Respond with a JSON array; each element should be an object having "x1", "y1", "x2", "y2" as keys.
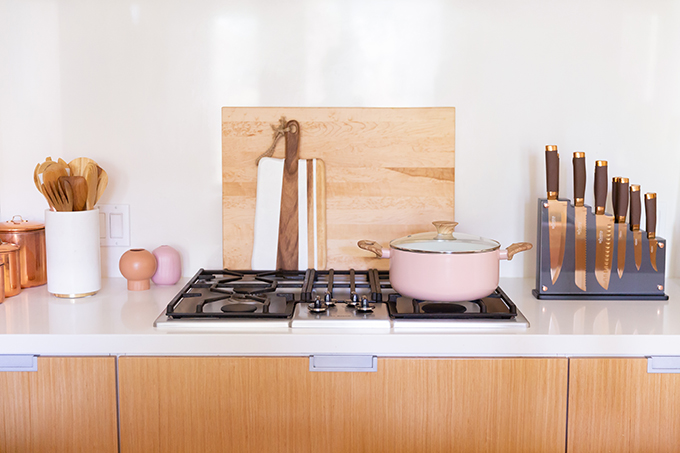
[{"x1": 154, "y1": 269, "x2": 529, "y2": 331}]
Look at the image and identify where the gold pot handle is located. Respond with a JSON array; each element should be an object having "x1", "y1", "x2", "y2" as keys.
[
  {"x1": 357, "y1": 240, "x2": 383, "y2": 258},
  {"x1": 505, "y1": 242, "x2": 533, "y2": 260}
]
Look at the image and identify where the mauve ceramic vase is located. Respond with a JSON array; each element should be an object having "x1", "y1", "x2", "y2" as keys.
[
  {"x1": 151, "y1": 245, "x2": 181, "y2": 285},
  {"x1": 119, "y1": 248, "x2": 157, "y2": 291}
]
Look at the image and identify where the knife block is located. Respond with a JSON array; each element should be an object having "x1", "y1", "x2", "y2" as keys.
[{"x1": 533, "y1": 199, "x2": 668, "y2": 300}]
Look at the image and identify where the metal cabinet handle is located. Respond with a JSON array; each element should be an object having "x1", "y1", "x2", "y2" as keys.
[
  {"x1": 647, "y1": 356, "x2": 680, "y2": 374},
  {"x1": 0, "y1": 355, "x2": 38, "y2": 372},
  {"x1": 309, "y1": 355, "x2": 377, "y2": 372}
]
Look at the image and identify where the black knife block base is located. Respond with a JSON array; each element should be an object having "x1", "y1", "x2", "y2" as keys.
[{"x1": 534, "y1": 199, "x2": 668, "y2": 300}]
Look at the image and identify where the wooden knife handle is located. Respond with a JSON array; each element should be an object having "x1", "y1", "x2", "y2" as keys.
[
  {"x1": 276, "y1": 120, "x2": 300, "y2": 270},
  {"x1": 611, "y1": 177, "x2": 620, "y2": 219},
  {"x1": 615, "y1": 178, "x2": 629, "y2": 223},
  {"x1": 629, "y1": 184, "x2": 641, "y2": 230},
  {"x1": 645, "y1": 193, "x2": 656, "y2": 239},
  {"x1": 594, "y1": 160, "x2": 608, "y2": 214},
  {"x1": 545, "y1": 145, "x2": 559, "y2": 200},
  {"x1": 572, "y1": 152, "x2": 585, "y2": 205}
]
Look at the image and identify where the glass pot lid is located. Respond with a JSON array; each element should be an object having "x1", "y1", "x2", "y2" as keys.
[{"x1": 390, "y1": 221, "x2": 500, "y2": 254}]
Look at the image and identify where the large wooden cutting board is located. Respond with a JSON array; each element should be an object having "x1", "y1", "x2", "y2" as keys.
[{"x1": 222, "y1": 107, "x2": 455, "y2": 270}]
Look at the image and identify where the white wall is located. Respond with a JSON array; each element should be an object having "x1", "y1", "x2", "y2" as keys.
[{"x1": 1, "y1": 0, "x2": 679, "y2": 279}]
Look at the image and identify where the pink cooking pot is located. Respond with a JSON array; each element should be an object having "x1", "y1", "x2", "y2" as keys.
[{"x1": 357, "y1": 221, "x2": 532, "y2": 302}]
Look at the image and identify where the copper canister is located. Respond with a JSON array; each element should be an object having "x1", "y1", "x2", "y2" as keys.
[
  {"x1": 0, "y1": 242, "x2": 21, "y2": 297},
  {"x1": 0, "y1": 216, "x2": 47, "y2": 288}
]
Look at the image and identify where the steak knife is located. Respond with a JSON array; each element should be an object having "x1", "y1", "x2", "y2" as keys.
[
  {"x1": 615, "y1": 177, "x2": 629, "y2": 278},
  {"x1": 572, "y1": 152, "x2": 587, "y2": 291},
  {"x1": 629, "y1": 185, "x2": 642, "y2": 270},
  {"x1": 594, "y1": 161, "x2": 614, "y2": 290},
  {"x1": 545, "y1": 145, "x2": 567, "y2": 285},
  {"x1": 645, "y1": 192, "x2": 658, "y2": 271}
]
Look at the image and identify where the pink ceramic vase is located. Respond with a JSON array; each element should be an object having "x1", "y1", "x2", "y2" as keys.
[
  {"x1": 119, "y1": 248, "x2": 157, "y2": 291},
  {"x1": 151, "y1": 245, "x2": 181, "y2": 285}
]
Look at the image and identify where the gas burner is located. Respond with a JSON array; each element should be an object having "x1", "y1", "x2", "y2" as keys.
[
  {"x1": 387, "y1": 288, "x2": 518, "y2": 320},
  {"x1": 221, "y1": 303, "x2": 259, "y2": 313},
  {"x1": 419, "y1": 302, "x2": 467, "y2": 314}
]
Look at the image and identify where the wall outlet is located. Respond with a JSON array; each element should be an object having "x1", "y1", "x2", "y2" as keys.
[{"x1": 99, "y1": 204, "x2": 130, "y2": 247}]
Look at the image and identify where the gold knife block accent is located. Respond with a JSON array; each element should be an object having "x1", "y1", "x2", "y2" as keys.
[{"x1": 533, "y1": 199, "x2": 667, "y2": 300}]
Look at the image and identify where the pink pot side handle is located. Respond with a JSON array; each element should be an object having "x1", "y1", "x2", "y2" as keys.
[
  {"x1": 499, "y1": 242, "x2": 533, "y2": 261},
  {"x1": 357, "y1": 240, "x2": 390, "y2": 259}
]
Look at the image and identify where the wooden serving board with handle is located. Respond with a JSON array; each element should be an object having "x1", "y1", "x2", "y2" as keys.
[{"x1": 222, "y1": 107, "x2": 455, "y2": 270}]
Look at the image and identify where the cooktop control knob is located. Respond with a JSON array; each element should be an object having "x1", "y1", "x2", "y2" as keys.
[
  {"x1": 324, "y1": 291, "x2": 336, "y2": 307},
  {"x1": 346, "y1": 291, "x2": 359, "y2": 307},
  {"x1": 308, "y1": 295, "x2": 328, "y2": 313},
  {"x1": 355, "y1": 295, "x2": 374, "y2": 313}
]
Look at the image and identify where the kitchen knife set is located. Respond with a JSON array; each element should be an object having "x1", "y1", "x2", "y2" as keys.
[{"x1": 534, "y1": 145, "x2": 667, "y2": 300}]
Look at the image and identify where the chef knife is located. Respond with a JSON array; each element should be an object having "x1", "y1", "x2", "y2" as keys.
[
  {"x1": 594, "y1": 161, "x2": 614, "y2": 290},
  {"x1": 645, "y1": 192, "x2": 658, "y2": 272},
  {"x1": 615, "y1": 177, "x2": 629, "y2": 278},
  {"x1": 545, "y1": 145, "x2": 567, "y2": 285},
  {"x1": 629, "y1": 185, "x2": 642, "y2": 270},
  {"x1": 572, "y1": 152, "x2": 587, "y2": 291}
]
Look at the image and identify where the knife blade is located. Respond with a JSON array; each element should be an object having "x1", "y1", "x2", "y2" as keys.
[
  {"x1": 545, "y1": 145, "x2": 567, "y2": 285},
  {"x1": 615, "y1": 177, "x2": 629, "y2": 278},
  {"x1": 594, "y1": 161, "x2": 614, "y2": 290},
  {"x1": 645, "y1": 192, "x2": 658, "y2": 272},
  {"x1": 572, "y1": 152, "x2": 587, "y2": 291},
  {"x1": 629, "y1": 184, "x2": 642, "y2": 270}
]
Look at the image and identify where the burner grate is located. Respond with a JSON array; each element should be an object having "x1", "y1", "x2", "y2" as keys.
[{"x1": 386, "y1": 287, "x2": 518, "y2": 320}]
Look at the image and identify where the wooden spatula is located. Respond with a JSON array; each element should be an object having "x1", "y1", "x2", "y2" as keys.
[{"x1": 59, "y1": 176, "x2": 87, "y2": 211}]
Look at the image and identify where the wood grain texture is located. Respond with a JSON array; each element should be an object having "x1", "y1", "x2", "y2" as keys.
[
  {"x1": 0, "y1": 356, "x2": 118, "y2": 453},
  {"x1": 568, "y1": 358, "x2": 680, "y2": 453},
  {"x1": 118, "y1": 356, "x2": 566, "y2": 453},
  {"x1": 276, "y1": 120, "x2": 300, "y2": 270},
  {"x1": 222, "y1": 107, "x2": 455, "y2": 270},
  {"x1": 315, "y1": 159, "x2": 326, "y2": 268}
]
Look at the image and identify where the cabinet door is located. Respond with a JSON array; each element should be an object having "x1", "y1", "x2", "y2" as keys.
[
  {"x1": 119, "y1": 357, "x2": 567, "y2": 453},
  {"x1": 0, "y1": 356, "x2": 118, "y2": 453},
  {"x1": 568, "y1": 358, "x2": 680, "y2": 453}
]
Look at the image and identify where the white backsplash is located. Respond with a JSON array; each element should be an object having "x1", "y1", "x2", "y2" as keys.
[{"x1": 1, "y1": 0, "x2": 678, "y2": 278}]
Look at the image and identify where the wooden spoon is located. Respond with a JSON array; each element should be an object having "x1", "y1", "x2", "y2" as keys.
[
  {"x1": 68, "y1": 157, "x2": 97, "y2": 177},
  {"x1": 95, "y1": 166, "x2": 108, "y2": 206},
  {"x1": 59, "y1": 176, "x2": 87, "y2": 211},
  {"x1": 83, "y1": 162, "x2": 99, "y2": 210},
  {"x1": 42, "y1": 160, "x2": 69, "y2": 187}
]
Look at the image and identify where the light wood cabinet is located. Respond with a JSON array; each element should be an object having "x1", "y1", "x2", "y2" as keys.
[
  {"x1": 118, "y1": 356, "x2": 568, "y2": 453},
  {"x1": 0, "y1": 356, "x2": 118, "y2": 453},
  {"x1": 567, "y1": 357, "x2": 680, "y2": 453}
]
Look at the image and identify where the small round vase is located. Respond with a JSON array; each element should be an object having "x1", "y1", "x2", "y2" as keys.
[
  {"x1": 151, "y1": 245, "x2": 181, "y2": 285},
  {"x1": 119, "y1": 248, "x2": 157, "y2": 291}
]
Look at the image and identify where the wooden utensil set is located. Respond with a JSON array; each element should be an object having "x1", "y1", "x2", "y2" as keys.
[{"x1": 34, "y1": 157, "x2": 108, "y2": 211}]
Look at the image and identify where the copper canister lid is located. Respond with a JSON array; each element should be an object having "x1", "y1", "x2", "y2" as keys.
[{"x1": 0, "y1": 215, "x2": 44, "y2": 232}]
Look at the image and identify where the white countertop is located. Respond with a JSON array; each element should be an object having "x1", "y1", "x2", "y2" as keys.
[{"x1": 1, "y1": 277, "x2": 679, "y2": 357}]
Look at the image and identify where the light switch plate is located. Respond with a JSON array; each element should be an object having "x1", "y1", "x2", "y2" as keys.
[{"x1": 99, "y1": 204, "x2": 130, "y2": 247}]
